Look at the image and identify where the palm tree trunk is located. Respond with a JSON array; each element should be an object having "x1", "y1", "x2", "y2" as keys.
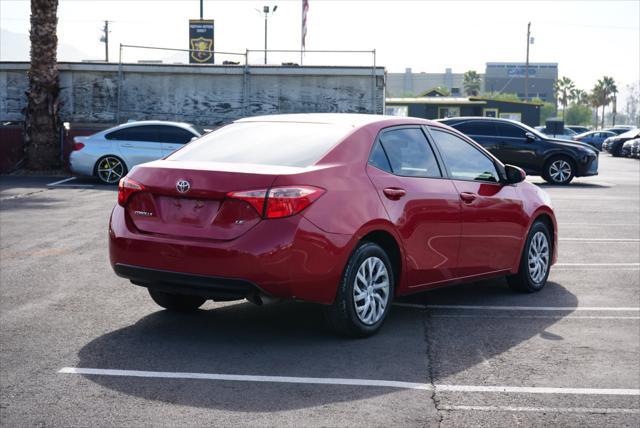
[
  {"x1": 612, "y1": 95, "x2": 617, "y2": 127},
  {"x1": 25, "y1": 0, "x2": 61, "y2": 170},
  {"x1": 601, "y1": 105, "x2": 606, "y2": 129}
]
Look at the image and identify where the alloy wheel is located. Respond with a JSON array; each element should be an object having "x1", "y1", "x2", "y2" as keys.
[
  {"x1": 97, "y1": 157, "x2": 125, "y2": 184},
  {"x1": 353, "y1": 256, "x2": 390, "y2": 325},
  {"x1": 548, "y1": 160, "x2": 572, "y2": 183},
  {"x1": 528, "y1": 231, "x2": 549, "y2": 284}
]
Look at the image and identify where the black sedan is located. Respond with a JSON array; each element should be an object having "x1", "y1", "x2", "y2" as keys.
[
  {"x1": 439, "y1": 117, "x2": 599, "y2": 185},
  {"x1": 602, "y1": 129, "x2": 640, "y2": 157}
]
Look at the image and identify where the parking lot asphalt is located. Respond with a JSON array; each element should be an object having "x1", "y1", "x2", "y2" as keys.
[{"x1": 1, "y1": 155, "x2": 639, "y2": 427}]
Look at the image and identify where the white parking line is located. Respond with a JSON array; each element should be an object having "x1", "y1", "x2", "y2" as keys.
[
  {"x1": 46, "y1": 177, "x2": 76, "y2": 186},
  {"x1": 393, "y1": 303, "x2": 640, "y2": 312},
  {"x1": 561, "y1": 223, "x2": 638, "y2": 227},
  {"x1": 431, "y1": 314, "x2": 640, "y2": 320},
  {"x1": 559, "y1": 238, "x2": 640, "y2": 242},
  {"x1": 58, "y1": 367, "x2": 640, "y2": 396},
  {"x1": 440, "y1": 405, "x2": 640, "y2": 414},
  {"x1": 554, "y1": 263, "x2": 640, "y2": 267}
]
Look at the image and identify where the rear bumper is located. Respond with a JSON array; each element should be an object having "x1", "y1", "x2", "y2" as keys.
[
  {"x1": 114, "y1": 263, "x2": 260, "y2": 300},
  {"x1": 109, "y1": 205, "x2": 353, "y2": 304},
  {"x1": 69, "y1": 151, "x2": 98, "y2": 177}
]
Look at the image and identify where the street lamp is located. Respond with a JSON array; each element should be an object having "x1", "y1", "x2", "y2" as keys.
[{"x1": 262, "y1": 5, "x2": 277, "y2": 64}]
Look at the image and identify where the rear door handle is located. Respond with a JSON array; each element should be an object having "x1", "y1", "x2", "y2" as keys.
[
  {"x1": 383, "y1": 187, "x2": 406, "y2": 200},
  {"x1": 121, "y1": 143, "x2": 133, "y2": 147},
  {"x1": 459, "y1": 192, "x2": 477, "y2": 203}
]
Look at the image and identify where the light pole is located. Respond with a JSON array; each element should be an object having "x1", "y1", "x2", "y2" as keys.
[{"x1": 262, "y1": 5, "x2": 277, "y2": 64}]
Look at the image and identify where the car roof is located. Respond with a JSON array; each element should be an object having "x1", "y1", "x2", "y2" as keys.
[
  {"x1": 234, "y1": 113, "x2": 438, "y2": 128},
  {"x1": 111, "y1": 120, "x2": 197, "y2": 131},
  {"x1": 438, "y1": 116, "x2": 528, "y2": 127}
]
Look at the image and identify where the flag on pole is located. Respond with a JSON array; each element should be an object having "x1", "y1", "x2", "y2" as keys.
[{"x1": 302, "y1": 0, "x2": 309, "y2": 50}]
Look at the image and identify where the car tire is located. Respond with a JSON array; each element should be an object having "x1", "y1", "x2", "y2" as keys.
[
  {"x1": 507, "y1": 221, "x2": 552, "y2": 293},
  {"x1": 324, "y1": 242, "x2": 395, "y2": 338},
  {"x1": 95, "y1": 155, "x2": 128, "y2": 185},
  {"x1": 148, "y1": 289, "x2": 207, "y2": 312},
  {"x1": 542, "y1": 156, "x2": 575, "y2": 184}
]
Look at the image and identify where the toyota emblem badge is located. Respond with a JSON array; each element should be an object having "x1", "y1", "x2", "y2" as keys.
[{"x1": 176, "y1": 179, "x2": 190, "y2": 193}]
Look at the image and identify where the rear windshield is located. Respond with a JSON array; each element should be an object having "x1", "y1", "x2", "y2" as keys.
[{"x1": 168, "y1": 121, "x2": 354, "y2": 167}]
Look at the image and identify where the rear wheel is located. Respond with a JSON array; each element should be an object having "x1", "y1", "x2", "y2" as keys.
[
  {"x1": 507, "y1": 221, "x2": 552, "y2": 293},
  {"x1": 148, "y1": 289, "x2": 206, "y2": 312},
  {"x1": 95, "y1": 155, "x2": 127, "y2": 185},
  {"x1": 324, "y1": 242, "x2": 394, "y2": 338},
  {"x1": 542, "y1": 156, "x2": 574, "y2": 184}
]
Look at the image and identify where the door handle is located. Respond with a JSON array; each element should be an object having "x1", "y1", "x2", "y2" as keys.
[
  {"x1": 383, "y1": 187, "x2": 406, "y2": 200},
  {"x1": 121, "y1": 143, "x2": 133, "y2": 147},
  {"x1": 459, "y1": 192, "x2": 477, "y2": 203}
]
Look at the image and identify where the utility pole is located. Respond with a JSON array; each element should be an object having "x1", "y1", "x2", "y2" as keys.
[
  {"x1": 100, "y1": 20, "x2": 109, "y2": 62},
  {"x1": 524, "y1": 22, "x2": 531, "y2": 100},
  {"x1": 200, "y1": 0, "x2": 203, "y2": 19}
]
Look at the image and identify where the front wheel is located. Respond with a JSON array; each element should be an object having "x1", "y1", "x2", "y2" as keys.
[
  {"x1": 324, "y1": 242, "x2": 394, "y2": 338},
  {"x1": 507, "y1": 221, "x2": 552, "y2": 293},
  {"x1": 148, "y1": 289, "x2": 206, "y2": 312},
  {"x1": 542, "y1": 157, "x2": 574, "y2": 185}
]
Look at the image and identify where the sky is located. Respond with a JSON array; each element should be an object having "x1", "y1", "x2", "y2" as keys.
[{"x1": 1, "y1": 0, "x2": 639, "y2": 93}]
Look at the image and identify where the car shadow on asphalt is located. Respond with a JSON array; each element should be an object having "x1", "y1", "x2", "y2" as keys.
[
  {"x1": 74, "y1": 280, "x2": 577, "y2": 411},
  {"x1": 531, "y1": 181, "x2": 612, "y2": 189}
]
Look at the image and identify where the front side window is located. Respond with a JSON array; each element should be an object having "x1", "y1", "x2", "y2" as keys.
[
  {"x1": 429, "y1": 128, "x2": 500, "y2": 182},
  {"x1": 495, "y1": 122, "x2": 526, "y2": 139},
  {"x1": 377, "y1": 128, "x2": 441, "y2": 178}
]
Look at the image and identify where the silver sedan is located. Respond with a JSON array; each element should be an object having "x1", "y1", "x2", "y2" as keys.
[{"x1": 69, "y1": 120, "x2": 202, "y2": 184}]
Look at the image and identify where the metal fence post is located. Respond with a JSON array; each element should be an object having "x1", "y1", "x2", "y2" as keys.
[
  {"x1": 243, "y1": 49, "x2": 249, "y2": 117},
  {"x1": 372, "y1": 49, "x2": 377, "y2": 114},
  {"x1": 116, "y1": 44, "x2": 123, "y2": 123}
]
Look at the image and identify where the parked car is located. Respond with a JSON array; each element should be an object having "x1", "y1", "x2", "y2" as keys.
[
  {"x1": 572, "y1": 130, "x2": 616, "y2": 150},
  {"x1": 602, "y1": 129, "x2": 640, "y2": 156},
  {"x1": 439, "y1": 117, "x2": 599, "y2": 184},
  {"x1": 604, "y1": 126, "x2": 637, "y2": 135},
  {"x1": 109, "y1": 114, "x2": 557, "y2": 337},
  {"x1": 536, "y1": 126, "x2": 577, "y2": 140},
  {"x1": 566, "y1": 125, "x2": 590, "y2": 134},
  {"x1": 621, "y1": 139, "x2": 639, "y2": 158},
  {"x1": 70, "y1": 120, "x2": 203, "y2": 184}
]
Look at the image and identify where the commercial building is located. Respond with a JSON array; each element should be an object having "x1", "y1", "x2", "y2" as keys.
[
  {"x1": 385, "y1": 96, "x2": 542, "y2": 127},
  {"x1": 386, "y1": 67, "x2": 484, "y2": 97},
  {"x1": 484, "y1": 62, "x2": 558, "y2": 102}
]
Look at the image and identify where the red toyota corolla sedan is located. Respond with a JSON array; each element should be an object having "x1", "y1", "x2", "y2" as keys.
[{"x1": 109, "y1": 114, "x2": 557, "y2": 337}]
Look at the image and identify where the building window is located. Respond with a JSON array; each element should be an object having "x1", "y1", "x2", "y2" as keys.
[
  {"x1": 438, "y1": 107, "x2": 460, "y2": 119},
  {"x1": 385, "y1": 106, "x2": 408, "y2": 117},
  {"x1": 483, "y1": 108, "x2": 499, "y2": 118},
  {"x1": 499, "y1": 112, "x2": 522, "y2": 122}
]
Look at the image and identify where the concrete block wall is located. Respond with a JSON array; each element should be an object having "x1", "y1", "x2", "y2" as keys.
[{"x1": 0, "y1": 63, "x2": 385, "y2": 126}]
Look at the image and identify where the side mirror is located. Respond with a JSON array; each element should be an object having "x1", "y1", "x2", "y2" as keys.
[
  {"x1": 504, "y1": 164, "x2": 526, "y2": 184},
  {"x1": 525, "y1": 132, "x2": 538, "y2": 143}
]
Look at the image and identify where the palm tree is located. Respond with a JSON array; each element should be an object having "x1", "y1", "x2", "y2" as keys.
[
  {"x1": 553, "y1": 76, "x2": 575, "y2": 122},
  {"x1": 601, "y1": 76, "x2": 618, "y2": 126},
  {"x1": 25, "y1": 0, "x2": 61, "y2": 170},
  {"x1": 463, "y1": 70, "x2": 482, "y2": 96},
  {"x1": 592, "y1": 81, "x2": 609, "y2": 129},
  {"x1": 589, "y1": 89, "x2": 601, "y2": 129},
  {"x1": 570, "y1": 88, "x2": 589, "y2": 106}
]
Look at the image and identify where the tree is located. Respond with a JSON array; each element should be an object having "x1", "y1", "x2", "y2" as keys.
[
  {"x1": 601, "y1": 76, "x2": 618, "y2": 126},
  {"x1": 463, "y1": 70, "x2": 481, "y2": 96},
  {"x1": 590, "y1": 84, "x2": 604, "y2": 129},
  {"x1": 624, "y1": 82, "x2": 639, "y2": 126},
  {"x1": 553, "y1": 76, "x2": 575, "y2": 123},
  {"x1": 570, "y1": 88, "x2": 589, "y2": 107},
  {"x1": 25, "y1": 0, "x2": 61, "y2": 170}
]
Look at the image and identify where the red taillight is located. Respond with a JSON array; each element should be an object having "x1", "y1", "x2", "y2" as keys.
[
  {"x1": 73, "y1": 142, "x2": 85, "y2": 151},
  {"x1": 227, "y1": 186, "x2": 324, "y2": 219},
  {"x1": 118, "y1": 177, "x2": 145, "y2": 207}
]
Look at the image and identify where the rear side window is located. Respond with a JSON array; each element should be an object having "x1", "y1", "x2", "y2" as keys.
[
  {"x1": 430, "y1": 128, "x2": 499, "y2": 183},
  {"x1": 168, "y1": 122, "x2": 353, "y2": 167},
  {"x1": 106, "y1": 126, "x2": 159, "y2": 142},
  {"x1": 368, "y1": 141, "x2": 392, "y2": 173},
  {"x1": 455, "y1": 121, "x2": 497, "y2": 136},
  {"x1": 378, "y1": 128, "x2": 441, "y2": 178}
]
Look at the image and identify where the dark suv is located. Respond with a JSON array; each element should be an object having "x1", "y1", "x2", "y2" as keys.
[{"x1": 439, "y1": 117, "x2": 599, "y2": 184}]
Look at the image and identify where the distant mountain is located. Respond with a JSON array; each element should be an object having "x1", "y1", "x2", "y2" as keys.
[{"x1": 0, "y1": 28, "x2": 92, "y2": 62}]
